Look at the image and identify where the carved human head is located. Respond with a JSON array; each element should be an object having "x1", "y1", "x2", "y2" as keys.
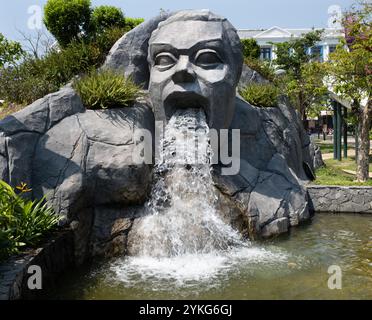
[{"x1": 148, "y1": 10, "x2": 243, "y2": 129}]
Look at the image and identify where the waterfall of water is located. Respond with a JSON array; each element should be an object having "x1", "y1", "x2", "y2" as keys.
[
  {"x1": 129, "y1": 108, "x2": 244, "y2": 257},
  {"x1": 109, "y1": 109, "x2": 287, "y2": 287}
]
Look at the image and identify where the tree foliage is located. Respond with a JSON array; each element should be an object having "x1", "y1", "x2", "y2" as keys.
[
  {"x1": 44, "y1": 0, "x2": 92, "y2": 47},
  {"x1": 241, "y1": 38, "x2": 260, "y2": 59},
  {"x1": 327, "y1": 0, "x2": 371, "y2": 182},
  {"x1": 274, "y1": 30, "x2": 324, "y2": 74},
  {"x1": 328, "y1": 2, "x2": 371, "y2": 102},
  {"x1": 273, "y1": 30, "x2": 328, "y2": 121},
  {"x1": 0, "y1": 33, "x2": 24, "y2": 68},
  {"x1": 90, "y1": 5, "x2": 126, "y2": 35},
  {"x1": 44, "y1": 0, "x2": 144, "y2": 47}
]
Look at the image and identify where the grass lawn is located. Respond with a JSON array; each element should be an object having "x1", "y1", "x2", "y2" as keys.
[
  {"x1": 313, "y1": 147, "x2": 372, "y2": 186},
  {"x1": 318, "y1": 144, "x2": 337, "y2": 154}
]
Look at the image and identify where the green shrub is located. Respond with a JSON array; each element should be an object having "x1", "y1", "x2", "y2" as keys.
[
  {"x1": 241, "y1": 38, "x2": 260, "y2": 60},
  {"x1": 90, "y1": 6, "x2": 125, "y2": 34},
  {"x1": 124, "y1": 17, "x2": 144, "y2": 31},
  {"x1": 239, "y1": 83, "x2": 280, "y2": 108},
  {"x1": 0, "y1": 181, "x2": 60, "y2": 261},
  {"x1": 43, "y1": 40, "x2": 102, "y2": 86},
  {"x1": 44, "y1": 0, "x2": 92, "y2": 47},
  {"x1": 73, "y1": 69, "x2": 141, "y2": 109},
  {"x1": 0, "y1": 58, "x2": 56, "y2": 105},
  {"x1": 93, "y1": 26, "x2": 127, "y2": 54},
  {"x1": 0, "y1": 40, "x2": 107, "y2": 105}
]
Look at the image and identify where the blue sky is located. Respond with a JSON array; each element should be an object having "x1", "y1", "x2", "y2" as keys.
[{"x1": 1, "y1": 0, "x2": 355, "y2": 43}]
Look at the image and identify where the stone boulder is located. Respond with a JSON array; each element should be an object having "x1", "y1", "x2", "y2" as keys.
[
  {"x1": 309, "y1": 137, "x2": 325, "y2": 170},
  {"x1": 0, "y1": 85, "x2": 154, "y2": 262},
  {"x1": 238, "y1": 64, "x2": 270, "y2": 90}
]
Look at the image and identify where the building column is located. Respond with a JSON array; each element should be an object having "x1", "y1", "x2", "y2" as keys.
[
  {"x1": 336, "y1": 102, "x2": 342, "y2": 161},
  {"x1": 333, "y1": 101, "x2": 338, "y2": 160},
  {"x1": 343, "y1": 107, "x2": 348, "y2": 158},
  {"x1": 271, "y1": 45, "x2": 277, "y2": 60},
  {"x1": 323, "y1": 44, "x2": 330, "y2": 61}
]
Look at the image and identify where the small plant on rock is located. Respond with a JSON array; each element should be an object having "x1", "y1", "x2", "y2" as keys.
[
  {"x1": 239, "y1": 82, "x2": 280, "y2": 108},
  {"x1": 0, "y1": 181, "x2": 60, "y2": 261},
  {"x1": 73, "y1": 69, "x2": 141, "y2": 109}
]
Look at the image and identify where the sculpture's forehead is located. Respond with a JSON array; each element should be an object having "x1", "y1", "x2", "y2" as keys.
[{"x1": 150, "y1": 21, "x2": 224, "y2": 50}]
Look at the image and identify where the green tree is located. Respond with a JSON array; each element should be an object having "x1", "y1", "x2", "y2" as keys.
[
  {"x1": 273, "y1": 30, "x2": 328, "y2": 124},
  {"x1": 241, "y1": 38, "x2": 260, "y2": 59},
  {"x1": 44, "y1": 0, "x2": 92, "y2": 47},
  {"x1": 0, "y1": 33, "x2": 24, "y2": 67},
  {"x1": 327, "y1": 1, "x2": 371, "y2": 182},
  {"x1": 90, "y1": 5, "x2": 126, "y2": 35}
]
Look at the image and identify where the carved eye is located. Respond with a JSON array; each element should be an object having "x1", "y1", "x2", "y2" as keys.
[
  {"x1": 154, "y1": 53, "x2": 177, "y2": 68},
  {"x1": 195, "y1": 50, "x2": 222, "y2": 67}
]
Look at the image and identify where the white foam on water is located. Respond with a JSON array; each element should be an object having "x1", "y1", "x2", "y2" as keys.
[{"x1": 109, "y1": 247, "x2": 289, "y2": 289}]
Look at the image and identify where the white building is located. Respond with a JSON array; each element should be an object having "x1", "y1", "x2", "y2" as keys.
[{"x1": 238, "y1": 26, "x2": 344, "y2": 62}]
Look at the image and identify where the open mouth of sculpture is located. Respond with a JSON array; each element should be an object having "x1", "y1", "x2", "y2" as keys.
[{"x1": 164, "y1": 92, "x2": 210, "y2": 124}]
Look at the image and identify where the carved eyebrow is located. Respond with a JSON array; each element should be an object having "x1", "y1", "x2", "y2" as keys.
[
  {"x1": 150, "y1": 39, "x2": 225, "y2": 59},
  {"x1": 150, "y1": 44, "x2": 178, "y2": 58}
]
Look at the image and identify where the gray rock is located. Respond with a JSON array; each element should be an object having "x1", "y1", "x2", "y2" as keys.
[
  {"x1": 238, "y1": 63, "x2": 269, "y2": 90},
  {"x1": 104, "y1": 12, "x2": 172, "y2": 88},
  {"x1": 261, "y1": 217, "x2": 289, "y2": 238},
  {"x1": 8, "y1": 132, "x2": 39, "y2": 189},
  {"x1": 267, "y1": 153, "x2": 300, "y2": 187},
  {"x1": 0, "y1": 90, "x2": 154, "y2": 260},
  {"x1": 90, "y1": 206, "x2": 137, "y2": 257},
  {"x1": 248, "y1": 172, "x2": 292, "y2": 227},
  {"x1": 309, "y1": 138, "x2": 325, "y2": 170},
  {"x1": 0, "y1": 86, "x2": 83, "y2": 136},
  {"x1": 0, "y1": 98, "x2": 49, "y2": 135},
  {"x1": 47, "y1": 85, "x2": 85, "y2": 129}
]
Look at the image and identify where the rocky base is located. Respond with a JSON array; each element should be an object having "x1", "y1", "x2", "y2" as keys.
[{"x1": 0, "y1": 231, "x2": 74, "y2": 300}]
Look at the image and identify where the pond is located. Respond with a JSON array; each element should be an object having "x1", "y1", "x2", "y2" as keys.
[{"x1": 51, "y1": 213, "x2": 372, "y2": 300}]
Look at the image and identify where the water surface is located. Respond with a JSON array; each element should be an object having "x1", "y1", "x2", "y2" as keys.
[{"x1": 52, "y1": 213, "x2": 372, "y2": 300}]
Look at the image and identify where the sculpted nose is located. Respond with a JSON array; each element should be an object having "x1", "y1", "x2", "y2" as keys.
[{"x1": 172, "y1": 56, "x2": 196, "y2": 83}]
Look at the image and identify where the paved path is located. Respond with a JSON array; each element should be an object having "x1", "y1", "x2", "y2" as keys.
[
  {"x1": 342, "y1": 169, "x2": 372, "y2": 178},
  {"x1": 322, "y1": 150, "x2": 357, "y2": 160}
]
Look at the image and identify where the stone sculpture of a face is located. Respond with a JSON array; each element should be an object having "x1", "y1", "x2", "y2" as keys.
[{"x1": 148, "y1": 13, "x2": 243, "y2": 129}]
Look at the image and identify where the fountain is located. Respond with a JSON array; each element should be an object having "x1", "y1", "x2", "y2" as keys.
[
  {"x1": 0, "y1": 10, "x2": 313, "y2": 264},
  {"x1": 1, "y1": 9, "x2": 371, "y2": 301}
]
